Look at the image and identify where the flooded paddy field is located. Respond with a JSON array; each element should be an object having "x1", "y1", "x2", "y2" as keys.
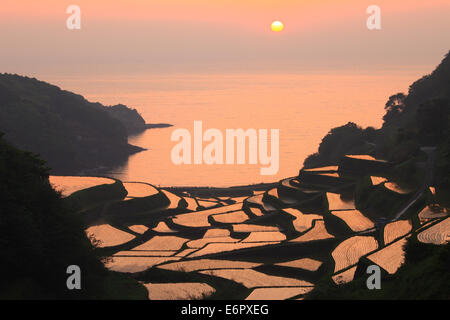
[{"x1": 51, "y1": 154, "x2": 449, "y2": 299}]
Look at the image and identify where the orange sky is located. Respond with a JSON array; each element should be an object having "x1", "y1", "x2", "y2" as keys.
[{"x1": 1, "y1": 0, "x2": 449, "y2": 74}]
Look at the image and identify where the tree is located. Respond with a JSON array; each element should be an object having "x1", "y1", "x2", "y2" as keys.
[{"x1": 383, "y1": 93, "x2": 406, "y2": 123}]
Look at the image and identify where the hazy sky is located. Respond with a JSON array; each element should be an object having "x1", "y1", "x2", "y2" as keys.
[{"x1": 1, "y1": 0, "x2": 449, "y2": 75}]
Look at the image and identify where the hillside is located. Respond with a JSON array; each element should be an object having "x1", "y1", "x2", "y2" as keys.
[
  {"x1": 0, "y1": 74, "x2": 147, "y2": 174},
  {"x1": 304, "y1": 51, "x2": 450, "y2": 201},
  {"x1": 0, "y1": 133, "x2": 147, "y2": 299},
  {"x1": 302, "y1": 51, "x2": 450, "y2": 300}
]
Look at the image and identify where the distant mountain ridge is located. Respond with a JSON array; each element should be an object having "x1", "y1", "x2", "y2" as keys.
[{"x1": 0, "y1": 73, "x2": 150, "y2": 174}]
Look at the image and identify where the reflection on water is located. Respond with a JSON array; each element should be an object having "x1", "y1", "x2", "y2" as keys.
[{"x1": 47, "y1": 72, "x2": 421, "y2": 187}]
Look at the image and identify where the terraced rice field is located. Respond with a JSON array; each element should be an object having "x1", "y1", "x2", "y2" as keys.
[
  {"x1": 332, "y1": 236, "x2": 378, "y2": 272},
  {"x1": 173, "y1": 204, "x2": 242, "y2": 227},
  {"x1": 303, "y1": 166, "x2": 339, "y2": 172},
  {"x1": 242, "y1": 231, "x2": 287, "y2": 242},
  {"x1": 232, "y1": 224, "x2": 279, "y2": 233},
  {"x1": 49, "y1": 176, "x2": 115, "y2": 197},
  {"x1": 199, "y1": 269, "x2": 313, "y2": 288},
  {"x1": 417, "y1": 218, "x2": 450, "y2": 245},
  {"x1": 384, "y1": 182, "x2": 413, "y2": 194},
  {"x1": 291, "y1": 221, "x2": 334, "y2": 242},
  {"x1": 70, "y1": 153, "x2": 448, "y2": 300},
  {"x1": 332, "y1": 266, "x2": 357, "y2": 285},
  {"x1": 129, "y1": 225, "x2": 149, "y2": 234},
  {"x1": 152, "y1": 222, "x2": 177, "y2": 233},
  {"x1": 188, "y1": 242, "x2": 279, "y2": 258},
  {"x1": 383, "y1": 220, "x2": 412, "y2": 244},
  {"x1": 133, "y1": 236, "x2": 188, "y2": 251},
  {"x1": 418, "y1": 206, "x2": 448, "y2": 222},
  {"x1": 106, "y1": 256, "x2": 180, "y2": 272},
  {"x1": 245, "y1": 287, "x2": 313, "y2": 300},
  {"x1": 283, "y1": 208, "x2": 322, "y2": 233},
  {"x1": 184, "y1": 198, "x2": 199, "y2": 210},
  {"x1": 85, "y1": 224, "x2": 135, "y2": 248},
  {"x1": 123, "y1": 182, "x2": 159, "y2": 198},
  {"x1": 367, "y1": 238, "x2": 408, "y2": 274},
  {"x1": 275, "y1": 258, "x2": 323, "y2": 271},
  {"x1": 143, "y1": 283, "x2": 215, "y2": 300},
  {"x1": 161, "y1": 190, "x2": 183, "y2": 209},
  {"x1": 331, "y1": 210, "x2": 374, "y2": 232},
  {"x1": 346, "y1": 155, "x2": 386, "y2": 162},
  {"x1": 212, "y1": 211, "x2": 249, "y2": 224},
  {"x1": 326, "y1": 192, "x2": 355, "y2": 210},
  {"x1": 370, "y1": 176, "x2": 388, "y2": 185},
  {"x1": 186, "y1": 236, "x2": 240, "y2": 249},
  {"x1": 158, "y1": 259, "x2": 261, "y2": 272}
]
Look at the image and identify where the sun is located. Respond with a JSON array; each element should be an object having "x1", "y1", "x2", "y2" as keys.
[{"x1": 271, "y1": 21, "x2": 284, "y2": 32}]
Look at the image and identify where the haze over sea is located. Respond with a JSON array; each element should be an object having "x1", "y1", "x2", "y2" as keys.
[{"x1": 44, "y1": 68, "x2": 429, "y2": 187}]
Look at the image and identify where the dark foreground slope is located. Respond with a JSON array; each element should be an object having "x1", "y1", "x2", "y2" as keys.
[
  {"x1": 0, "y1": 133, "x2": 146, "y2": 299},
  {"x1": 308, "y1": 240, "x2": 449, "y2": 300},
  {"x1": 0, "y1": 74, "x2": 147, "y2": 174}
]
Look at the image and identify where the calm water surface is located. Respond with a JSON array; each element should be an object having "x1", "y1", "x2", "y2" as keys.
[{"x1": 45, "y1": 70, "x2": 427, "y2": 187}]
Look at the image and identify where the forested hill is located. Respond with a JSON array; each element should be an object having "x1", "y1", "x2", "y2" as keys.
[
  {"x1": 304, "y1": 51, "x2": 450, "y2": 201},
  {"x1": 0, "y1": 74, "x2": 148, "y2": 174}
]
